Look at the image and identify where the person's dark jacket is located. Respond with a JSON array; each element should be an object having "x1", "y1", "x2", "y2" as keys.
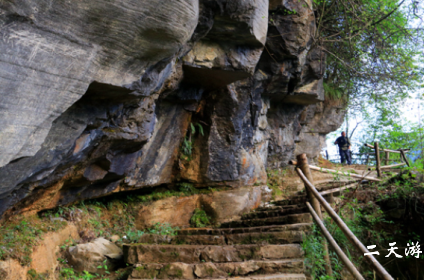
[{"x1": 335, "y1": 136, "x2": 351, "y2": 151}]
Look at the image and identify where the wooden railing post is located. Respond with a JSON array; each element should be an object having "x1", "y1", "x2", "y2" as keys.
[
  {"x1": 306, "y1": 202, "x2": 365, "y2": 280},
  {"x1": 296, "y1": 154, "x2": 333, "y2": 277},
  {"x1": 374, "y1": 142, "x2": 382, "y2": 178},
  {"x1": 385, "y1": 151, "x2": 389, "y2": 165},
  {"x1": 297, "y1": 154, "x2": 320, "y2": 217},
  {"x1": 400, "y1": 149, "x2": 410, "y2": 167},
  {"x1": 296, "y1": 168, "x2": 395, "y2": 280}
]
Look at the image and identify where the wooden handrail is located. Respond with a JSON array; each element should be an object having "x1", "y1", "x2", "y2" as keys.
[
  {"x1": 306, "y1": 202, "x2": 365, "y2": 280},
  {"x1": 296, "y1": 168, "x2": 394, "y2": 280},
  {"x1": 368, "y1": 162, "x2": 406, "y2": 170},
  {"x1": 364, "y1": 143, "x2": 410, "y2": 154},
  {"x1": 319, "y1": 182, "x2": 359, "y2": 196},
  {"x1": 308, "y1": 165, "x2": 382, "y2": 182},
  {"x1": 288, "y1": 161, "x2": 382, "y2": 182}
]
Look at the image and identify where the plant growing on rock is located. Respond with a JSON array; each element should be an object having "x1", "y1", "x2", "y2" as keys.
[
  {"x1": 178, "y1": 182, "x2": 198, "y2": 195},
  {"x1": 0, "y1": 216, "x2": 65, "y2": 265},
  {"x1": 190, "y1": 208, "x2": 211, "y2": 228},
  {"x1": 124, "y1": 229, "x2": 145, "y2": 243},
  {"x1": 266, "y1": 168, "x2": 286, "y2": 200},
  {"x1": 147, "y1": 222, "x2": 179, "y2": 236},
  {"x1": 180, "y1": 122, "x2": 204, "y2": 161}
]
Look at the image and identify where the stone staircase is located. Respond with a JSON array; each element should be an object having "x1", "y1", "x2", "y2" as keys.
[{"x1": 124, "y1": 195, "x2": 312, "y2": 280}]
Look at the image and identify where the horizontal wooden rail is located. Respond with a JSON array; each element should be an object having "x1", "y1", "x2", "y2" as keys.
[
  {"x1": 368, "y1": 162, "x2": 406, "y2": 170},
  {"x1": 319, "y1": 182, "x2": 360, "y2": 196},
  {"x1": 364, "y1": 143, "x2": 409, "y2": 154},
  {"x1": 306, "y1": 202, "x2": 365, "y2": 280},
  {"x1": 296, "y1": 168, "x2": 394, "y2": 280},
  {"x1": 288, "y1": 161, "x2": 382, "y2": 182}
]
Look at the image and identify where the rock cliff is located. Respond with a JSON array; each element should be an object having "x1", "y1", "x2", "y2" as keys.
[{"x1": 0, "y1": 0, "x2": 345, "y2": 220}]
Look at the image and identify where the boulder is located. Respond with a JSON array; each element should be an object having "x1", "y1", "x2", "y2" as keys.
[{"x1": 66, "y1": 237, "x2": 123, "y2": 273}]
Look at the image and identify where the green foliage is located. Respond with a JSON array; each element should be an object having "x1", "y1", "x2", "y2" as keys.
[
  {"x1": 181, "y1": 122, "x2": 204, "y2": 160},
  {"x1": 323, "y1": 82, "x2": 344, "y2": 101},
  {"x1": 59, "y1": 267, "x2": 77, "y2": 279},
  {"x1": 358, "y1": 120, "x2": 424, "y2": 169},
  {"x1": 181, "y1": 137, "x2": 193, "y2": 159},
  {"x1": 0, "y1": 217, "x2": 65, "y2": 266},
  {"x1": 302, "y1": 224, "x2": 341, "y2": 279},
  {"x1": 80, "y1": 270, "x2": 96, "y2": 280},
  {"x1": 190, "y1": 122, "x2": 204, "y2": 136},
  {"x1": 266, "y1": 168, "x2": 286, "y2": 199},
  {"x1": 27, "y1": 269, "x2": 48, "y2": 280},
  {"x1": 178, "y1": 182, "x2": 198, "y2": 195},
  {"x1": 125, "y1": 229, "x2": 145, "y2": 243},
  {"x1": 147, "y1": 222, "x2": 179, "y2": 236},
  {"x1": 314, "y1": 0, "x2": 423, "y2": 119},
  {"x1": 97, "y1": 259, "x2": 111, "y2": 274},
  {"x1": 190, "y1": 208, "x2": 211, "y2": 228},
  {"x1": 303, "y1": 194, "x2": 394, "y2": 279}
]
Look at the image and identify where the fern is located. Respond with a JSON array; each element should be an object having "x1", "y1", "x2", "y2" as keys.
[
  {"x1": 190, "y1": 208, "x2": 211, "y2": 228},
  {"x1": 182, "y1": 137, "x2": 192, "y2": 156},
  {"x1": 180, "y1": 122, "x2": 204, "y2": 160},
  {"x1": 195, "y1": 123, "x2": 204, "y2": 136},
  {"x1": 323, "y1": 82, "x2": 345, "y2": 101}
]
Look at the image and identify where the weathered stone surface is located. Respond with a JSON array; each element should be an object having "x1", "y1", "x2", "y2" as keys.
[
  {"x1": 0, "y1": 259, "x2": 26, "y2": 280},
  {"x1": 124, "y1": 244, "x2": 304, "y2": 264},
  {"x1": 177, "y1": 223, "x2": 313, "y2": 236},
  {"x1": 242, "y1": 206, "x2": 308, "y2": 220},
  {"x1": 0, "y1": 61, "x2": 185, "y2": 219},
  {"x1": 67, "y1": 237, "x2": 123, "y2": 273},
  {"x1": 0, "y1": 0, "x2": 344, "y2": 221},
  {"x1": 220, "y1": 213, "x2": 312, "y2": 228},
  {"x1": 215, "y1": 259, "x2": 304, "y2": 275},
  {"x1": 131, "y1": 263, "x2": 195, "y2": 279},
  {"x1": 125, "y1": 245, "x2": 202, "y2": 265},
  {"x1": 225, "y1": 231, "x2": 305, "y2": 245},
  {"x1": 0, "y1": 223, "x2": 80, "y2": 280},
  {"x1": 31, "y1": 223, "x2": 80, "y2": 276},
  {"x1": 194, "y1": 262, "x2": 228, "y2": 278},
  {"x1": 294, "y1": 99, "x2": 346, "y2": 161},
  {"x1": 182, "y1": 0, "x2": 268, "y2": 88},
  {"x1": 135, "y1": 186, "x2": 270, "y2": 229},
  {"x1": 0, "y1": 0, "x2": 199, "y2": 168},
  {"x1": 137, "y1": 234, "x2": 173, "y2": 245},
  {"x1": 172, "y1": 235, "x2": 226, "y2": 246}
]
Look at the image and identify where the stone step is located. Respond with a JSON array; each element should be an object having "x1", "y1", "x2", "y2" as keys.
[
  {"x1": 271, "y1": 196, "x2": 307, "y2": 206},
  {"x1": 255, "y1": 204, "x2": 306, "y2": 212},
  {"x1": 124, "y1": 244, "x2": 304, "y2": 264},
  {"x1": 130, "y1": 273, "x2": 306, "y2": 280},
  {"x1": 137, "y1": 234, "x2": 227, "y2": 245},
  {"x1": 177, "y1": 223, "x2": 313, "y2": 236},
  {"x1": 129, "y1": 259, "x2": 304, "y2": 279},
  {"x1": 136, "y1": 231, "x2": 306, "y2": 245},
  {"x1": 226, "y1": 231, "x2": 306, "y2": 245},
  {"x1": 220, "y1": 213, "x2": 312, "y2": 228},
  {"x1": 242, "y1": 206, "x2": 308, "y2": 220}
]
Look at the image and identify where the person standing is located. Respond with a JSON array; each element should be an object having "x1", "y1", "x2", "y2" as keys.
[{"x1": 334, "y1": 131, "x2": 352, "y2": 165}]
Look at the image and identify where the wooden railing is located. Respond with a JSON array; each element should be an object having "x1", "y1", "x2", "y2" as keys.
[
  {"x1": 292, "y1": 154, "x2": 394, "y2": 280},
  {"x1": 364, "y1": 142, "x2": 410, "y2": 177}
]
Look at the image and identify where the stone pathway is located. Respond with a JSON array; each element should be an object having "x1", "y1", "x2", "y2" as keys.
[{"x1": 124, "y1": 195, "x2": 312, "y2": 280}]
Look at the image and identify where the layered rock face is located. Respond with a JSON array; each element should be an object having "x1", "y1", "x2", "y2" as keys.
[{"x1": 0, "y1": 0, "x2": 345, "y2": 219}]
